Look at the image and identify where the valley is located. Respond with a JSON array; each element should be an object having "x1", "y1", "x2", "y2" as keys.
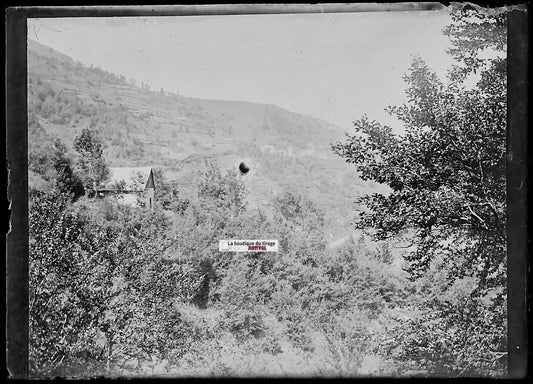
[{"x1": 28, "y1": 38, "x2": 384, "y2": 244}]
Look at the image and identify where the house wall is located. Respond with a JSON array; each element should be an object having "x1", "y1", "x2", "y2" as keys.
[
  {"x1": 100, "y1": 167, "x2": 156, "y2": 209},
  {"x1": 99, "y1": 190, "x2": 143, "y2": 207},
  {"x1": 119, "y1": 193, "x2": 142, "y2": 207},
  {"x1": 145, "y1": 187, "x2": 155, "y2": 209}
]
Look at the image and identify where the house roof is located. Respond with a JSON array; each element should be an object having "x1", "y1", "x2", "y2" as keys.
[{"x1": 105, "y1": 167, "x2": 153, "y2": 191}]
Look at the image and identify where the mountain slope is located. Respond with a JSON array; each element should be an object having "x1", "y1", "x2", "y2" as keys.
[{"x1": 27, "y1": 39, "x2": 383, "y2": 242}]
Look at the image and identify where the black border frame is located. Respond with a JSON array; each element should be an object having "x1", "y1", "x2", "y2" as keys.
[
  {"x1": 5, "y1": 3, "x2": 529, "y2": 379},
  {"x1": 506, "y1": 7, "x2": 529, "y2": 379}
]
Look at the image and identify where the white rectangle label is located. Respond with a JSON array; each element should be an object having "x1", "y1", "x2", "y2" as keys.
[{"x1": 219, "y1": 239, "x2": 279, "y2": 252}]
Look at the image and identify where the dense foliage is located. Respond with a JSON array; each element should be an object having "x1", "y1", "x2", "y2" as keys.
[
  {"x1": 29, "y1": 151, "x2": 408, "y2": 377},
  {"x1": 332, "y1": 7, "x2": 507, "y2": 376},
  {"x1": 73, "y1": 127, "x2": 110, "y2": 196},
  {"x1": 28, "y1": 7, "x2": 508, "y2": 378}
]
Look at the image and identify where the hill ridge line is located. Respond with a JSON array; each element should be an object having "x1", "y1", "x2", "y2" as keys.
[{"x1": 28, "y1": 38, "x2": 344, "y2": 130}]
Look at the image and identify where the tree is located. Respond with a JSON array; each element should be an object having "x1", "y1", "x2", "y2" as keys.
[
  {"x1": 79, "y1": 201, "x2": 200, "y2": 374},
  {"x1": 273, "y1": 190, "x2": 327, "y2": 267},
  {"x1": 169, "y1": 161, "x2": 248, "y2": 309},
  {"x1": 29, "y1": 189, "x2": 109, "y2": 376},
  {"x1": 29, "y1": 189, "x2": 203, "y2": 376},
  {"x1": 51, "y1": 139, "x2": 85, "y2": 199},
  {"x1": 152, "y1": 168, "x2": 189, "y2": 213},
  {"x1": 197, "y1": 160, "x2": 247, "y2": 216},
  {"x1": 332, "y1": 7, "x2": 506, "y2": 376},
  {"x1": 28, "y1": 117, "x2": 84, "y2": 199},
  {"x1": 443, "y1": 6, "x2": 506, "y2": 81},
  {"x1": 73, "y1": 127, "x2": 110, "y2": 197}
]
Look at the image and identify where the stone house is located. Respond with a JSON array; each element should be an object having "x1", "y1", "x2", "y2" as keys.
[{"x1": 101, "y1": 167, "x2": 156, "y2": 209}]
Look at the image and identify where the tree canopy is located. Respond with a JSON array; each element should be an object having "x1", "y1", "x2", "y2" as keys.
[
  {"x1": 27, "y1": 6, "x2": 511, "y2": 379},
  {"x1": 332, "y1": 7, "x2": 507, "y2": 376},
  {"x1": 73, "y1": 127, "x2": 110, "y2": 196}
]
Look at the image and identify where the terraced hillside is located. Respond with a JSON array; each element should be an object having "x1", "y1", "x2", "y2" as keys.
[{"x1": 27, "y1": 39, "x2": 383, "y2": 242}]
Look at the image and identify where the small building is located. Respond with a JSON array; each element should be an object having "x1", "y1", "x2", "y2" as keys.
[{"x1": 101, "y1": 167, "x2": 156, "y2": 209}]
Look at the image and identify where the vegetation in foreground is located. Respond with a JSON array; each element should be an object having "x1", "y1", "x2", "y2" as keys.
[{"x1": 28, "y1": 8, "x2": 507, "y2": 378}]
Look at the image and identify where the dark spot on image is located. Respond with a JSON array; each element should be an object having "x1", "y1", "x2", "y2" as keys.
[{"x1": 239, "y1": 162, "x2": 250, "y2": 174}]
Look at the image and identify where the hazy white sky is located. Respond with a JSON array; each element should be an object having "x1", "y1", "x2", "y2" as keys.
[{"x1": 28, "y1": 10, "x2": 456, "y2": 130}]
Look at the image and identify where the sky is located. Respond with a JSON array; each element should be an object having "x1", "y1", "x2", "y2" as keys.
[{"x1": 27, "y1": 9, "x2": 456, "y2": 130}]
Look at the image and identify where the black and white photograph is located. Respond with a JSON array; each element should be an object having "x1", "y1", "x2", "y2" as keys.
[{"x1": 8, "y1": 3, "x2": 525, "y2": 378}]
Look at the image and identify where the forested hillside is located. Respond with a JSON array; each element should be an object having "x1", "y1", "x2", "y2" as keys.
[
  {"x1": 27, "y1": 7, "x2": 507, "y2": 378},
  {"x1": 28, "y1": 38, "x2": 381, "y2": 243},
  {"x1": 28, "y1": 37, "x2": 403, "y2": 378}
]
